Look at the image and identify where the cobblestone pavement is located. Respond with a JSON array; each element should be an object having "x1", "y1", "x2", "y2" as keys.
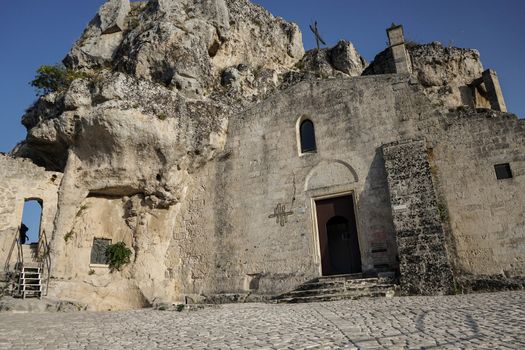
[{"x1": 0, "y1": 291, "x2": 523, "y2": 349}]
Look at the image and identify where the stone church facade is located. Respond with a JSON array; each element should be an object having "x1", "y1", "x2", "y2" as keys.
[{"x1": 0, "y1": 0, "x2": 524, "y2": 310}]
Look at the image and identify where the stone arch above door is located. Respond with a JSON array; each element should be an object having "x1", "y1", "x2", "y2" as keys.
[{"x1": 304, "y1": 160, "x2": 358, "y2": 192}]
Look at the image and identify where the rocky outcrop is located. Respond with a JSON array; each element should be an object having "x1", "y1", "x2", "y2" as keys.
[
  {"x1": 98, "y1": 0, "x2": 131, "y2": 34},
  {"x1": 64, "y1": 0, "x2": 304, "y2": 98},
  {"x1": 11, "y1": 0, "x2": 310, "y2": 310},
  {"x1": 408, "y1": 42, "x2": 484, "y2": 108},
  {"x1": 364, "y1": 41, "x2": 485, "y2": 109},
  {"x1": 294, "y1": 40, "x2": 367, "y2": 79}
]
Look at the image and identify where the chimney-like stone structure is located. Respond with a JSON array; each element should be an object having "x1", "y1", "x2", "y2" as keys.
[
  {"x1": 387, "y1": 25, "x2": 411, "y2": 74},
  {"x1": 482, "y1": 69, "x2": 507, "y2": 112}
]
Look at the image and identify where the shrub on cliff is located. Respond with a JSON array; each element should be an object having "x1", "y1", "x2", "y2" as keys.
[
  {"x1": 30, "y1": 64, "x2": 89, "y2": 96},
  {"x1": 105, "y1": 242, "x2": 132, "y2": 272}
]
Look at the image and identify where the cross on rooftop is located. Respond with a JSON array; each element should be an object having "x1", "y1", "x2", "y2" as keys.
[{"x1": 309, "y1": 21, "x2": 326, "y2": 52}]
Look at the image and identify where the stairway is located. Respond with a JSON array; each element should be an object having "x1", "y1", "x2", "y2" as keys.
[
  {"x1": 14, "y1": 244, "x2": 43, "y2": 299},
  {"x1": 272, "y1": 273, "x2": 399, "y2": 303}
]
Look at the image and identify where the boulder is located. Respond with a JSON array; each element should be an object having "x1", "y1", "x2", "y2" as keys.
[
  {"x1": 98, "y1": 0, "x2": 131, "y2": 34},
  {"x1": 330, "y1": 40, "x2": 367, "y2": 76}
]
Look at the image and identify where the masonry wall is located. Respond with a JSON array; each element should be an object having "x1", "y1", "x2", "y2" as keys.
[
  {"x1": 0, "y1": 155, "x2": 62, "y2": 273},
  {"x1": 185, "y1": 76, "x2": 525, "y2": 298},
  {"x1": 429, "y1": 111, "x2": 525, "y2": 278},
  {"x1": 382, "y1": 139, "x2": 454, "y2": 295},
  {"x1": 184, "y1": 74, "x2": 442, "y2": 297}
]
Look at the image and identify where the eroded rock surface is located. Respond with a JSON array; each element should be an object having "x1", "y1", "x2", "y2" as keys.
[
  {"x1": 64, "y1": 0, "x2": 304, "y2": 97},
  {"x1": 409, "y1": 42, "x2": 484, "y2": 108}
]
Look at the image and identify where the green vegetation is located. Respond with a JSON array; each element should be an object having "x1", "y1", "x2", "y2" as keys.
[
  {"x1": 105, "y1": 242, "x2": 132, "y2": 272},
  {"x1": 437, "y1": 202, "x2": 449, "y2": 223},
  {"x1": 30, "y1": 64, "x2": 90, "y2": 96}
]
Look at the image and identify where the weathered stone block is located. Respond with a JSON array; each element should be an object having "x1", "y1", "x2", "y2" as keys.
[
  {"x1": 382, "y1": 139, "x2": 454, "y2": 295},
  {"x1": 98, "y1": 0, "x2": 131, "y2": 34}
]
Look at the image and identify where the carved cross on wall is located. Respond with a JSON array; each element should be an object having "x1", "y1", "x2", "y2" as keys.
[{"x1": 268, "y1": 203, "x2": 294, "y2": 227}]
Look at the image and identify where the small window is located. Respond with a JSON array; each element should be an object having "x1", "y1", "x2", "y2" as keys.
[
  {"x1": 494, "y1": 163, "x2": 512, "y2": 180},
  {"x1": 90, "y1": 238, "x2": 111, "y2": 265},
  {"x1": 300, "y1": 119, "x2": 317, "y2": 153}
]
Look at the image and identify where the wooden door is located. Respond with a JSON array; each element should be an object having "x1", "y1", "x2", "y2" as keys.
[{"x1": 315, "y1": 195, "x2": 362, "y2": 276}]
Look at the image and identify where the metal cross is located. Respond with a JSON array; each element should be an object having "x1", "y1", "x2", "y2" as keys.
[
  {"x1": 309, "y1": 21, "x2": 326, "y2": 52},
  {"x1": 268, "y1": 203, "x2": 294, "y2": 227}
]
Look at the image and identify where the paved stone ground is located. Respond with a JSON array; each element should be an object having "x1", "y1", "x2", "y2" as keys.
[{"x1": 0, "y1": 291, "x2": 523, "y2": 349}]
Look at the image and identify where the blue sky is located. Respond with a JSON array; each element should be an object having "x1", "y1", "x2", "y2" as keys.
[{"x1": 1, "y1": 1, "x2": 524, "y2": 155}]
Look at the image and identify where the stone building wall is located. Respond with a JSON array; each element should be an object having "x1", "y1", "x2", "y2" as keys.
[
  {"x1": 429, "y1": 111, "x2": 525, "y2": 278},
  {"x1": 0, "y1": 155, "x2": 62, "y2": 272},
  {"x1": 382, "y1": 139, "x2": 454, "y2": 295},
  {"x1": 184, "y1": 74, "x2": 440, "y2": 297},
  {"x1": 186, "y1": 75, "x2": 525, "y2": 298}
]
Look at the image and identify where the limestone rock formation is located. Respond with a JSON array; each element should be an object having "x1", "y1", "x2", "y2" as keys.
[
  {"x1": 64, "y1": 0, "x2": 304, "y2": 97},
  {"x1": 10, "y1": 0, "x2": 310, "y2": 309},
  {"x1": 98, "y1": 0, "x2": 131, "y2": 34},
  {"x1": 294, "y1": 40, "x2": 367, "y2": 79},
  {"x1": 364, "y1": 41, "x2": 485, "y2": 108},
  {"x1": 408, "y1": 42, "x2": 484, "y2": 108}
]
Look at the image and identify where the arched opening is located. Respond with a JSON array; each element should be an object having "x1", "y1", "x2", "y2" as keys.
[
  {"x1": 20, "y1": 199, "x2": 43, "y2": 245},
  {"x1": 300, "y1": 119, "x2": 317, "y2": 153}
]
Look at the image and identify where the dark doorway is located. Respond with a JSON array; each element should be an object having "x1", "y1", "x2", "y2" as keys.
[
  {"x1": 20, "y1": 199, "x2": 43, "y2": 244},
  {"x1": 315, "y1": 195, "x2": 361, "y2": 276}
]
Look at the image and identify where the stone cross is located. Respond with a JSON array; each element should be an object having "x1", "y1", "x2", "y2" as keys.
[
  {"x1": 309, "y1": 21, "x2": 326, "y2": 52},
  {"x1": 268, "y1": 203, "x2": 294, "y2": 227}
]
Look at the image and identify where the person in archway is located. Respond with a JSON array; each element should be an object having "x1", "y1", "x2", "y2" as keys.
[{"x1": 20, "y1": 223, "x2": 29, "y2": 244}]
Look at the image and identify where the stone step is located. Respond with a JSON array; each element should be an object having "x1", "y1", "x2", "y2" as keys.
[
  {"x1": 279, "y1": 284, "x2": 395, "y2": 299},
  {"x1": 317, "y1": 273, "x2": 364, "y2": 281},
  {"x1": 275, "y1": 290, "x2": 394, "y2": 304},
  {"x1": 282, "y1": 283, "x2": 394, "y2": 295},
  {"x1": 298, "y1": 277, "x2": 383, "y2": 291},
  {"x1": 272, "y1": 273, "x2": 399, "y2": 304}
]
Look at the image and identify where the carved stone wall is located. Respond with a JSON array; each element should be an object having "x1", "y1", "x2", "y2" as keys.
[
  {"x1": 382, "y1": 139, "x2": 454, "y2": 295},
  {"x1": 0, "y1": 155, "x2": 62, "y2": 273}
]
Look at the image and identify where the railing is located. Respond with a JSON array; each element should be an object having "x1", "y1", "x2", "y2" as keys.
[
  {"x1": 37, "y1": 230, "x2": 51, "y2": 296},
  {"x1": 3, "y1": 229, "x2": 18, "y2": 273},
  {"x1": 7, "y1": 227, "x2": 24, "y2": 272},
  {"x1": 3, "y1": 228, "x2": 24, "y2": 296},
  {"x1": 3, "y1": 228, "x2": 52, "y2": 297}
]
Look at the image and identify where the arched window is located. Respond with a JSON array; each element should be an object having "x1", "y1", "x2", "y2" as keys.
[{"x1": 300, "y1": 119, "x2": 317, "y2": 153}]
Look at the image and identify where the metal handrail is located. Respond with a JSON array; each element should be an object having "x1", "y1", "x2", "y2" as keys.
[
  {"x1": 16, "y1": 230, "x2": 23, "y2": 271},
  {"x1": 37, "y1": 230, "x2": 52, "y2": 296},
  {"x1": 3, "y1": 229, "x2": 17, "y2": 273}
]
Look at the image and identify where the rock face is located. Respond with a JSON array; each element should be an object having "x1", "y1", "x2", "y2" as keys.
[
  {"x1": 408, "y1": 42, "x2": 484, "y2": 108},
  {"x1": 293, "y1": 40, "x2": 367, "y2": 79},
  {"x1": 10, "y1": 0, "x2": 310, "y2": 310},
  {"x1": 65, "y1": 0, "x2": 304, "y2": 97},
  {"x1": 364, "y1": 41, "x2": 486, "y2": 109},
  {"x1": 98, "y1": 0, "x2": 131, "y2": 34},
  {"x1": 330, "y1": 40, "x2": 367, "y2": 76}
]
